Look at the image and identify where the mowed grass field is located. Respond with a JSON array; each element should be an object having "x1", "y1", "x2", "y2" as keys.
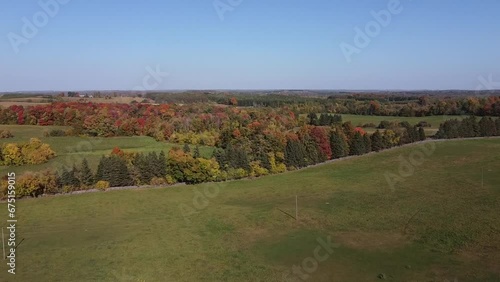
[
  {"x1": 0, "y1": 138, "x2": 499, "y2": 281},
  {"x1": 0, "y1": 125, "x2": 214, "y2": 175}
]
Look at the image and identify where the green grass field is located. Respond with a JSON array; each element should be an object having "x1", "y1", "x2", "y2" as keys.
[
  {"x1": 1, "y1": 138, "x2": 499, "y2": 281},
  {"x1": 0, "y1": 125, "x2": 214, "y2": 175}
]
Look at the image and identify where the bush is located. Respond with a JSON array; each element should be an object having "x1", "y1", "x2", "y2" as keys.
[
  {"x1": 250, "y1": 161, "x2": 269, "y2": 177},
  {"x1": 227, "y1": 168, "x2": 248, "y2": 179},
  {"x1": 0, "y1": 130, "x2": 13, "y2": 138},
  {"x1": 62, "y1": 185, "x2": 74, "y2": 194},
  {"x1": 95, "y1": 181, "x2": 110, "y2": 191},
  {"x1": 150, "y1": 177, "x2": 167, "y2": 186},
  {"x1": 417, "y1": 121, "x2": 431, "y2": 127},
  {"x1": 44, "y1": 129, "x2": 66, "y2": 137},
  {"x1": 17, "y1": 170, "x2": 60, "y2": 198},
  {"x1": 64, "y1": 128, "x2": 76, "y2": 136},
  {"x1": 0, "y1": 138, "x2": 56, "y2": 166},
  {"x1": 165, "y1": 175, "x2": 176, "y2": 185}
]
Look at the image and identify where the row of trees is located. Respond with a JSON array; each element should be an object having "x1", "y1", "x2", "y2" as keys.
[
  {"x1": 435, "y1": 116, "x2": 500, "y2": 139},
  {"x1": 307, "y1": 113, "x2": 342, "y2": 126},
  {"x1": 0, "y1": 120, "x2": 430, "y2": 199}
]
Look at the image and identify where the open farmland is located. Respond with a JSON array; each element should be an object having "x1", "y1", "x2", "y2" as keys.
[{"x1": 1, "y1": 138, "x2": 499, "y2": 281}]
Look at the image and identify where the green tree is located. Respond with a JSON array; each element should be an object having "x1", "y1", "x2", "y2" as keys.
[
  {"x1": 418, "y1": 127, "x2": 426, "y2": 141},
  {"x1": 69, "y1": 165, "x2": 81, "y2": 187},
  {"x1": 80, "y1": 158, "x2": 94, "y2": 186},
  {"x1": 183, "y1": 143, "x2": 191, "y2": 153},
  {"x1": 307, "y1": 112, "x2": 318, "y2": 126},
  {"x1": 157, "y1": 151, "x2": 168, "y2": 177},
  {"x1": 479, "y1": 117, "x2": 497, "y2": 136},
  {"x1": 285, "y1": 139, "x2": 306, "y2": 168},
  {"x1": 193, "y1": 146, "x2": 201, "y2": 158},
  {"x1": 370, "y1": 130, "x2": 384, "y2": 152},
  {"x1": 330, "y1": 130, "x2": 349, "y2": 158},
  {"x1": 349, "y1": 132, "x2": 366, "y2": 156}
]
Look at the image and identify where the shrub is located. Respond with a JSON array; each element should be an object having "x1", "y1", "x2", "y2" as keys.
[
  {"x1": 227, "y1": 168, "x2": 248, "y2": 179},
  {"x1": 417, "y1": 121, "x2": 431, "y2": 128},
  {"x1": 64, "y1": 128, "x2": 75, "y2": 136},
  {"x1": 62, "y1": 185, "x2": 74, "y2": 194},
  {"x1": 48, "y1": 129, "x2": 66, "y2": 137},
  {"x1": 150, "y1": 177, "x2": 167, "y2": 186},
  {"x1": 95, "y1": 181, "x2": 110, "y2": 191},
  {"x1": 0, "y1": 130, "x2": 13, "y2": 138},
  {"x1": 17, "y1": 170, "x2": 59, "y2": 198},
  {"x1": 250, "y1": 161, "x2": 269, "y2": 177},
  {"x1": 0, "y1": 138, "x2": 56, "y2": 166},
  {"x1": 165, "y1": 175, "x2": 176, "y2": 185}
]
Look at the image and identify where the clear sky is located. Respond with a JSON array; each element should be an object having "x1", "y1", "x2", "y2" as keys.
[{"x1": 1, "y1": 0, "x2": 499, "y2": 91}]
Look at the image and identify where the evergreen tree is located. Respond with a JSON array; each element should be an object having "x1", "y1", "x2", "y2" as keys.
[
  {"x1": 370, "y1": 130, "x2": 384, "y2": 152},
  {"x1": 148, "y1": 152, "x2": 161, "y2": 177},
  {"x1": 363, "y1": 134, "x2": 372, "y2": 154},
  {"x1": 69, "y1": 164, "x2": 81, "y2": 187},
  {"x1": 479, "y1": 117, "x2": 497, "y2": 136},
  {"x1": 133, "y1": 153, "x2": 153, "y2": 184},
  {"x1": 307, "y1": 112, "x2": 318, "y2": 126},
  {"x1": 108, "y1": 155, "x2": 133, "y2": 187},
  {"x1": 95, "y1": 156, "x2": 106, "y2": 181},
  {"x1": 349, "y1": 132, "x2": 366, "y2": 156},
  {"x1": 97, "y1": 155, "x2": 133, "y2": 187},
  {"x1": 234, "y1": 148, "x2": 251, "y2": 171},
  {"x1": 302, "y1": 136, "x2": 323, "y2": 165},
  {"x1": 80, "y1": 158, "x2": 94, "y2": 186},
  {"x1": 318, "y1": 113, "x2": 329, "y2": 126},
  {"x1": 60, "y1": 167, "x2": 71, "y2": 186},
  {"x1": 183, "y1": 143, "x2": 191, "y2": 153},
  {"x1": 257, "y1": 152, "x2": 272, "y2": 170},
  {"x1": 460, "y1": 116, "x2": 479, "y2": 137},
  {"x1": 213, "y1": 148, "x2": 227, "y2": 170},
  {"x1": 332, "y1": 114, "x2": 342, "y2": 124},
  {"x1": 193, "y1": 146, "x2": 201, "y2": 158},
  {"x1": 330, "y1": 130, "x2": 349, "y2": 158},
  {"x1": 157, "y1": 151, "x2": 168, "y2": 177},
  {"x1": 285, "y1": 139, "x2": 306, "y2": 168},
  {"x1": 418, "y1": 127, "x2": 426, "y2": 141}
]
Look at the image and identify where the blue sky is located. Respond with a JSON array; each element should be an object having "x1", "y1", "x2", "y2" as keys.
[{"x1": 1, "y1": 0, "x2": 499, "y2": 91}]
